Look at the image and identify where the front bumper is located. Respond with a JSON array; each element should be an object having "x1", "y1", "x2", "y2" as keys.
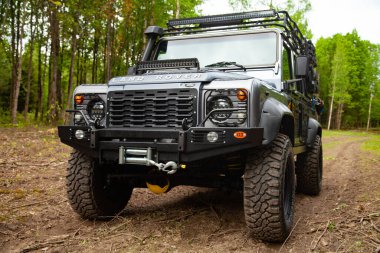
[{"x1": 58, "y1": 126, "x2": 264, "y2": 163}]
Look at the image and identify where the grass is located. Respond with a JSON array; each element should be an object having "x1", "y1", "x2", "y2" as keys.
[
  {"x1": 361, "y1": 135, "x2": 380, "y2": 156},
  {"x1": 327, "y1": 221, "x2": 335, "y2": 232},
  {"x1": 323, "y1": 130, "x2": 370, "y2": 138},
  {"x1": 323, "y1": 129, "x2": 380, "y2": 156}
]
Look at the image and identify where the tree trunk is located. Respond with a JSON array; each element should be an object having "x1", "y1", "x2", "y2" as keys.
[
  {"x1": 175, "y1": 0, "x2": 180, "y2": 18},
  {"x1": 35, "y1": 38, "x2": 41, "y2": 120},
  {"x1": 63, "y1": 26, "x2": 77, "y2": 121},
  {"x1": 327, "y1": 62, "x2": 338, "y2": 130},
  {"x1": 105, "y1": 18, "x2": 112, "y2": 82},
  {"x1": 39, "y1": 41, "x2": 49, "y2": 121},
  {"x1": 92, "y1": 29, "x2": 99, "y2": 83},
  {"x1": 335, "y1": 103, "x2": 344, "y2": 130},
  {"x1": 82, "y1": 37, "x2": 87, "y2": 84},
  {"x1": 366, "y1": 92, "x2": 374, "y2": 131},
  {"x1": 327, "y1": 91, "x2": 335, "y2": 130},
  {"x1": 57, "y1": 33, "x2": 65, "y2": 109},
  {"x1": 11, "y1": 0, "x2": 26, "y2": 124},
  {"x1": 24, "y1": 6, "x2": 36, "y2": 120},
  {"x1": 48, "y1": 4, "x2": 59, "y2": 124},
  {"x1": 10, "y1": 0, "x2": 16, "y2": 117}
]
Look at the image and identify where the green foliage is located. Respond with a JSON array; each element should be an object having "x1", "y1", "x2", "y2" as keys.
[
  {"x1": 0, "y1": 42, "x2": 11, "y2": 110},
  {"x1": 285, "y1": 0, "x2": 312, "y2": 38},
  {"x1": 0, "y1": 0, "x2": 203, "y2": 124},
  {"x1": 316, "y1": 32, "x2": 380, "y2": 129},
  {"x1": 247, "y1": 0, "x2": 313, "y2": 39}
]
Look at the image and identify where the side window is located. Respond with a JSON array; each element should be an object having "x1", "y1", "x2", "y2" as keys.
[{"x1": 282, "y1": 47, "x2": 292, "y2": 81}]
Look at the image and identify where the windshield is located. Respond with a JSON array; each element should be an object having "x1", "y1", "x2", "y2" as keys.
[{"x1": 155, "y1": 32, "x2": 278, "y2": 68}]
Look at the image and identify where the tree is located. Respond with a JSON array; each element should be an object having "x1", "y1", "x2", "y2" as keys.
[
  {"x1": 316, "y1": 32, "x2": 380, "y2": 129},
  {"x1": 10, "y1": 0, "x2": 26, "y2": 124},
  {"x1": 0, "y1": 0, "x2": 204, "y2": 124}
]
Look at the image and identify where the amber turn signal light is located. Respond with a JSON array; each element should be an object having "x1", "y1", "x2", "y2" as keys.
[
  {"x1": 74, "y1": 94, "x2": 84, "y2": 105},
  {"x1": 234, "y1": 131, "x2": 247, "y2": 139},
  {"x1": 237, "y1": 89, "x2": 248, "y2": 101}
]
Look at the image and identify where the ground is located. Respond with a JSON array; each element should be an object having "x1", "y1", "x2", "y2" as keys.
[{"x1": 0, "y1": 127, "x2": 379, "y2": 253}]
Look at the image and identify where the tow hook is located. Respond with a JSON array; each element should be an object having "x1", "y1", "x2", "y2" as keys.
[
  {"x1": 119, "y1": 146, "x2": 178, "y2": 174},
  {"x1": 148, "y1": 160, "x2": 178, "y2": 175}
]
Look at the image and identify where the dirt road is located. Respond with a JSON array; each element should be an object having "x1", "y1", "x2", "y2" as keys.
[{"x1": 0, "y1": 128, "x2": 379, "y2": 252}]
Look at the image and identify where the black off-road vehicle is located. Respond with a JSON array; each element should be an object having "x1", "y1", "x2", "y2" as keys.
[{"x1": 58, "y1": 10, "x2": 323, "y2": 242}]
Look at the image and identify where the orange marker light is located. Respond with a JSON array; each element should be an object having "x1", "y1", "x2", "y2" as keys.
[
  {"x1": 237, "y1": 89, "x2": 248, "y2": 101},
  {"x1": 234, "y1": 131, "x2": 247, "y2": 139},
  {"x1": 74, "y1": 94, "x2": 84, "y2": 105}
]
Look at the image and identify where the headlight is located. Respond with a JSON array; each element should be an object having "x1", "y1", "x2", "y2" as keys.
[
  {"x1": 205, "y1": 89, "x2": 248, "y2": 127},
  {"x1": 207, "y1": 96, "x2": 233, "y2": 122},
  {"x1": 88, "y1": 100, "x2": 105, "y2": 120}
]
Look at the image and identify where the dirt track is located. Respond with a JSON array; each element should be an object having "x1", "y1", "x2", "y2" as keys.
[{"x1": 0, "y1": 128, "x2": 379, "y2": 252}]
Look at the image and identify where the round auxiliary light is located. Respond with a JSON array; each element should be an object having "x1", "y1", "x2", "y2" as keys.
[
  {"x1": 74, "y1": 113, "x2": 83, "y2": 123},
  {"x1": 237, "y1": 89, "x2": 247, "y2": 101},
  {"x1": 75, "y1": 129, "x2": 85, "y2": 140},
  {"x1": 206, "y1": 131, "x2": 219, "y2": 143},
  {"x1": 74, "y1": 94, "x2": 84, "y2": 105}
]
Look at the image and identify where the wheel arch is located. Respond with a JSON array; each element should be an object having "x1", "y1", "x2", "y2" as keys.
[
  {"x1": 307, "y1": 118, "x2": 322, "y2": 147},
  {"x1": 259, "y1": 97, "x2": 294, "y2": 145},
  {"x1": 279, "y1": 114, "x2": 295, "y2": 146}
]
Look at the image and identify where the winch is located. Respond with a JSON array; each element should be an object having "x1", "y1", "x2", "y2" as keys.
[{"x1": 118, "y1": 146, "x2": 178, "y2": 174}]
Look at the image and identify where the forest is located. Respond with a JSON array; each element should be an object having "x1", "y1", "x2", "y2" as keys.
[{"x1": 0, "y1": 0, "x2": 379, "y2": 129}]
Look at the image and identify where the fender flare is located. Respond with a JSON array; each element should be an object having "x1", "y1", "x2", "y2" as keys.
[
  {"x1": 259, "y1": 97, "x2": 294, "y2": 145},
  {"x1": 307, "y1": 118, "x2": 322, "y2": 147}
]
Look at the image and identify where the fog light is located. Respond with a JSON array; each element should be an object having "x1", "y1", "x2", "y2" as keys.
[
  {"x1": 75, "y1": 130, "x2": 85, "y2": 140},
  {"x1": 207, "y1": 131, "x2": 219, "y2": 143}
]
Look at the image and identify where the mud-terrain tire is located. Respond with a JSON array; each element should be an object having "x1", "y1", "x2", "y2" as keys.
[
  {"x1": 67, "y1": 149, "x2": 133, "y2": 219},
  {"x1": 296, "y1": 135, "x2": 323, "y2": 195},
  {"x1": 244, "y1": 134, "x2": 296, "y2": 242}
]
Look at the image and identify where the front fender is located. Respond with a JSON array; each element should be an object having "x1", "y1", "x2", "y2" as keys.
[{"x1": 259, "y1": 97, "x2": 293, "y2": 145}]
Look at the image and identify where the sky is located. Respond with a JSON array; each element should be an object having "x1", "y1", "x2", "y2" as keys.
[{"x1": 200, "y1": 0, "x2": 380, "y2": 44}]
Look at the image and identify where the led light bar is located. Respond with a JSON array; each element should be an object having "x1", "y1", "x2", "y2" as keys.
[
  {"x1": 168, "y1": 10, "x2": 276, "y2": 27},
  {"x1": 136, "y1": 58, "x2": 200, "y2": 72}
]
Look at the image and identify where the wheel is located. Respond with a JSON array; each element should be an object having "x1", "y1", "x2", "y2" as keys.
[
  {"x1": 66, "y1": 149, "x2": 133, "y2": 219},
  {"x1": 296, "y1": 135, "x2": 323, "y2": 195},
  {"x1": 244, "y1": 134, "x2": 296, "y2": 242}
]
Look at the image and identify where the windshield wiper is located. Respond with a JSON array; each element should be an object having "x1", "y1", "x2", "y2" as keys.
[{"x1": 204, "y1": 61, "x2": 246, "y2": 71}]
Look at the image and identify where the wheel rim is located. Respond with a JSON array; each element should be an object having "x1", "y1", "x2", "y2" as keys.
[
  {"x1": 318, "y1": 145, "x2": 323, "y2": 184},
  {"x1": 283, "y1": 154, "x2": 294, "y2": 222}
]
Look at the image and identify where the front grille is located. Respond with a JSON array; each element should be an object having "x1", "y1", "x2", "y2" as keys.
[{"x1": 108, "y1": 89, "x2": 197, "y2": 128}]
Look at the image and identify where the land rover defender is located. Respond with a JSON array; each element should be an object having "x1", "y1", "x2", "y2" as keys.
[{"x1": 58, "y1": 10, "x2": 323, "y2": 242}]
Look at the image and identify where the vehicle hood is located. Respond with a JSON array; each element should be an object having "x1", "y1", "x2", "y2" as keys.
[{"x1": 108, "y1": 71, "x2": 252, "y2": 86}]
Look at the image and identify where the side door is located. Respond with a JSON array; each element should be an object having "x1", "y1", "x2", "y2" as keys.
[{"x1": 282, "y1": 47, "x2": 305, "y2": 146}]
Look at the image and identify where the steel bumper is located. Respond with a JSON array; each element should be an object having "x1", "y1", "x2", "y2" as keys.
[{"x1": 57, "y1": 126, "x2": 264, "y2": 163}]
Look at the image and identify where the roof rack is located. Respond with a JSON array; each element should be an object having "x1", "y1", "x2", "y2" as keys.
[{"x1": 166, "y1": 10, "x2": 316, "y2": 66}]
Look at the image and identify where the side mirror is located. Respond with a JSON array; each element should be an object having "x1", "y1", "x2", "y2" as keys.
[{"x1": 295, "y1": 55, "x2": 309, "y2": 77}]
